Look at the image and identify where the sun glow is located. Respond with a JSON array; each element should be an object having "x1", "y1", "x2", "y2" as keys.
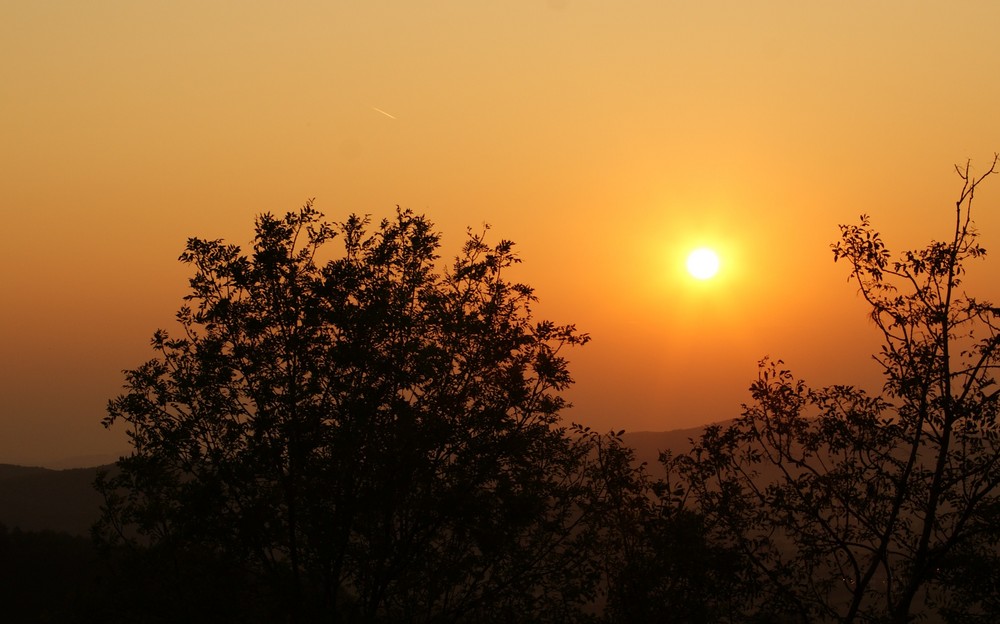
[{"x1": 686, "y1": 247, "x2": 720, "y2": 280}]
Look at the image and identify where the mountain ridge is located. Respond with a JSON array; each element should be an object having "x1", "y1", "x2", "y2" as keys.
[
  {"x1": 0, "y1": 464, "x2": 111, "y2": 536},
  {"x1": 0, "y1": 426, "x2": 719, "y2": 536}
]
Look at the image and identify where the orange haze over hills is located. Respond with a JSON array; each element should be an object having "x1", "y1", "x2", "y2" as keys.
[{"x1": 2, "y1": 2, "x2": 1000, "y2": 466}]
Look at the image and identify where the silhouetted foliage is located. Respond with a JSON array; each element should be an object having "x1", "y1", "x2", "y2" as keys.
[
  {"x1": 0, "y1": 524, "x2": 109, "y2": 623},
  {"x1": 667, "y1": 157, "x2": 1000, "y2": 623},
  {"x1": 96, "y1": 205, "x2": 644, "y2": 622},
  {"x1": 89, "y1": 537, "x2": 282, "y2": 624}
]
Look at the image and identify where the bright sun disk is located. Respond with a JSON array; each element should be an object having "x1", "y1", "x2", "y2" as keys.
[{"x1": 686, "y1": 247, "x2": 720, "y2": 280}]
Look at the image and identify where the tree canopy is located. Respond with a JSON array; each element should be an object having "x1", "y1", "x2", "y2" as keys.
[{"x1": 97, "y1": 205, "x2": 643, "y2": 623}]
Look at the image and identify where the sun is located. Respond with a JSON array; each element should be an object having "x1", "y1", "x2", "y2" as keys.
[{"x1": 686, "y1": 247, "x2": 720, "y2": 280}]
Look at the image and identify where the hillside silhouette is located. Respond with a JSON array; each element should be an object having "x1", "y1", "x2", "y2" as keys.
[
  {"x1": 621, "y1": 422, "x2": 730, "y2": 469},
  {"x1": 0, "y1": 464, "x2": 111, "y2": 536},
  {"x1": 0, "y1": 430, "x2": 698, "y2": 536}
]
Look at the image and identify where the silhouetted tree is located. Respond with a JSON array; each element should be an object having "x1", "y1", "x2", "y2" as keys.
[
  {"x1": 601, "y1": 494, "x2": 751, "y2": 623},
  {"x1": 667, "y1": 157, "x2": 1000, "y2": 623},
  {"x1": 97, "y1": 205, "x2": 638, "y2": 622}
]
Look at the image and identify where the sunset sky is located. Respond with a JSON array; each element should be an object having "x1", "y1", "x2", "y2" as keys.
[{"x1": 3, "y1": 1, "x2": 1000, "y2": 467}]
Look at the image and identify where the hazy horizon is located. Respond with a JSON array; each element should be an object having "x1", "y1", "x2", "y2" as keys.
[{"x1": 4, "y1": 1, "x2": 1000, "y2": 465}]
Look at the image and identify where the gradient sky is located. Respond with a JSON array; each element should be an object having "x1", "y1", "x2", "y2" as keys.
[{"x1": 3, "y1": 1, "x2": 1000, "y2": 467}]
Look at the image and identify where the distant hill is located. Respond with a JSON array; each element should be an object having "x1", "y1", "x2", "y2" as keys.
[
  {"x1": 622, "y1": 421, "x2": 728, "y2": 471},
  {"x1": 0, "y1": 464, "x2": 111, "y2": 536},
  {"x1": 41, "y1": 453, "x2": 123, "y2": 470},
  {"x1": 0, "y1": 424, "x2": 724, "y2": 538}
]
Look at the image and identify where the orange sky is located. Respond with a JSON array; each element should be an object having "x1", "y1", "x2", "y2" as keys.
[{"x1": 3, "y1": 1, "x2": 1000, "y2": 467}]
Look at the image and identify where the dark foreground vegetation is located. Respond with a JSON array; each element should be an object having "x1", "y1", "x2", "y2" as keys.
[{"x1": 8, "y1": 160, "x2": 1000, "y2": 623}]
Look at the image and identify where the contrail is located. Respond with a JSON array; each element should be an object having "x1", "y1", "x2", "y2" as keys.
[{"x1": 372, "y1": 107, "x2": 397, "y2": 120}]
